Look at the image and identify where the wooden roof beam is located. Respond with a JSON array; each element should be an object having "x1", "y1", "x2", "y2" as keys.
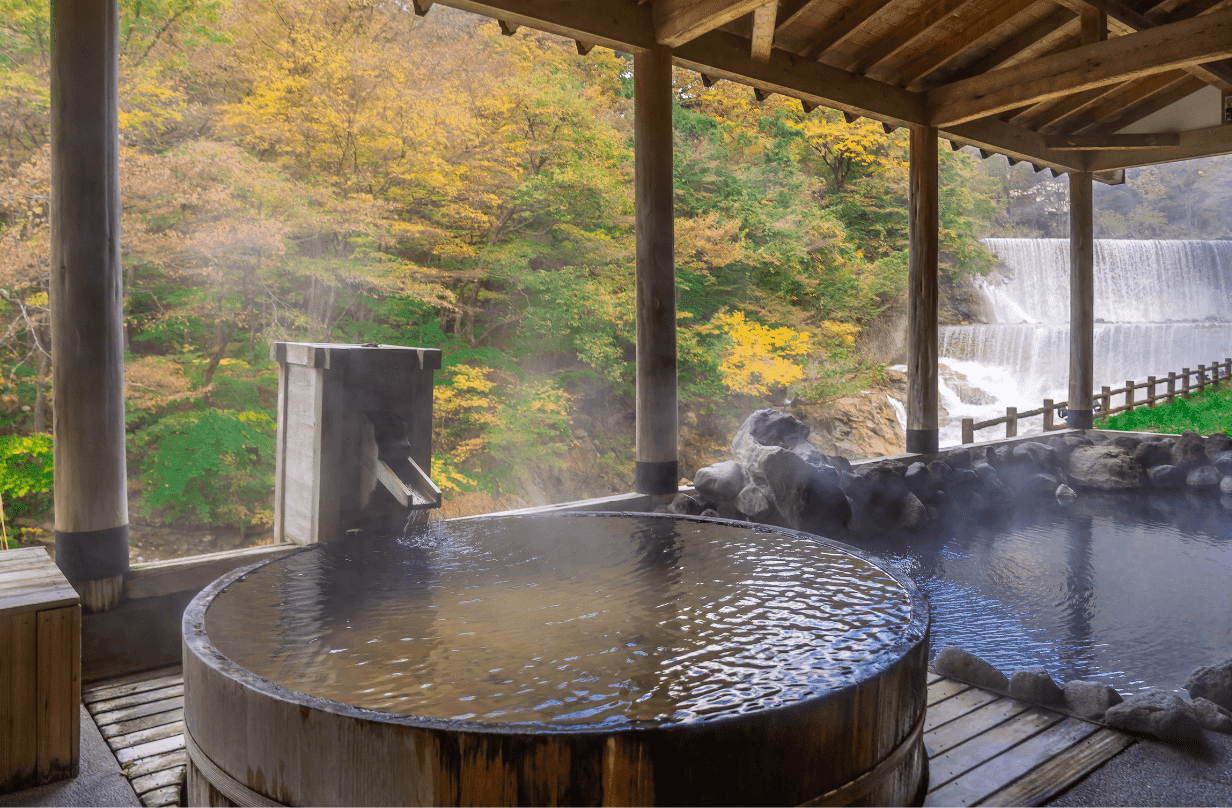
[
  {"x1": 1070, "y1": 0, "x2": 1232, "y2": 85},
  {"x1": 939, "y1": 117, "x2": 1087, "y2": 172},
  {"x1": 922, "y1": 7, "x2": 1078, "y2": 87},
  {"x1": 1044, "y1": 131, "x2": 1181, "y2": 147},
  {"x1": 1086, "y1": 123, "x2": 1232, "y2": 167},
  {"x1": 672, "y1": 29, "x2": 929, "y2": 126},
  {"x1": 435, "y1": 0, "x2": 656, "y2": 52},
  {"x1": 655, "y1": 0, "x2": 769, "y2": 47},
  {"x1": 929, "y1": 6, "x2": 1232, "y2": 126},
  {"x1": 750, "y1": 1, "x2": 778, "y2": 61}
]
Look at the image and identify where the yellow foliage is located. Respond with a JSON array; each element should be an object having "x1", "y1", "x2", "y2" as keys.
[{"x1": 711, "y1": 311, "x2": 812, "y2": 396}]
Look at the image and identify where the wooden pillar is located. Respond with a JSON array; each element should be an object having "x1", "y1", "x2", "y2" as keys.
[
  {"x1": 633, "y1": 45, "x2": 678, "y2": 495},
  {"x1": 50, "y1": 0, "x2": 128, "y2": 612},
  {"x1": 906, "y1": 125, "x2": 939, "y2": 455},
  {"x1": 1067, "y1": 171, "x2": 1094, "y2": 429}
]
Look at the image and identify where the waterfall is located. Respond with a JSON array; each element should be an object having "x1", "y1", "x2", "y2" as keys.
[{"x1": 929, "y1": 239, "x2": 1232, "y2": 446}]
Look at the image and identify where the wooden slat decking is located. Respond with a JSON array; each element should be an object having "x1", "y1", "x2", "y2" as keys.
[
  {"x1": 924, "y1": 673, "x2": 1137, "y2": 806},
  {"x1": 82, "y1": 668, "x2": 1134, "y2": 808},
  {"x1": 82, "y1": 666, "x2": 185, "y2": 808}
]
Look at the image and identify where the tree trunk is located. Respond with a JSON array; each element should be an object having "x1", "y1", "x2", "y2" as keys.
[{"x1": 34, "y1": 346, "x2": 49, "y2": 433}]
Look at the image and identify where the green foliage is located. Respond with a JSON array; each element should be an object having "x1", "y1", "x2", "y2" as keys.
[
  {"x1": 1099, "y1": 388, "x2": 1232, "y2": 436},
  {"x1": 132, "y1": 409, "x2": 275, "y2": 528},
  {"x1": 0, "y1": 433, "x2": 52, "y2": 520}
]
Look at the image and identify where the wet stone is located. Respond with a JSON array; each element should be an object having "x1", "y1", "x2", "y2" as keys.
[
  {"x1": 1105, "y1": 691, "x2": 1204, "y2": 742},
  {"x1": 1186, "y1": 466, "x2": 1222, "y2": 489},
  {"x1": 1010, "y1": 668, "x2": 1064, "y2": 706},
  {"x1": 693, "y1": 461, "x2": 745, "y2": 503},
  {"x1": 1189, "y1": 698, "x2": 1232, "y2": 734},
  {"x1": 1063, "y1": 680, "x2": 1123, "y2": 721},
  {"x1": 1214, "y1": 451, "x2": 1232, "y2": 476},
  {"x1": 1148, "y1": 464, "x2": 1187, "y2": 489},
  {"x1": 1055, "y1": 484, "x2": 1077, "y2": 503},
  {"x1": 1186, "y1": 658, "x2": 1232, "y2": 712},
  {"x1": 934, "y1": 646, "x2": 1009, "y2": 693}
]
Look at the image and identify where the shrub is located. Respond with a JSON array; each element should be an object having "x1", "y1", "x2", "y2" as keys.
[{"x1": 0, "y1": 433, "x2": 54, "y2": 522}]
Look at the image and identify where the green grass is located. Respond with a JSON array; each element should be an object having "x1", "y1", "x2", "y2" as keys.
[{"x1": 1099, "y1": 385, "x2": 1232, "y2": 436}]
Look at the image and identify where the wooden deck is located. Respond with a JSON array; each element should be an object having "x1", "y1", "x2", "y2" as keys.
[
  {"x1": 82, "y1": 666, "x2": 186, "y2": 808},
  {"x1": 924, "y1": 672, "x2": 1136, "y2": 806},
  {"x1": 80, "y1": 668, "x2": 1134, "y2": 807}
]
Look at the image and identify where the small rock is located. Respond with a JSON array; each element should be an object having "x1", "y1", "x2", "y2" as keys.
[
  {"x1": 1147, "y1": 464, "x2": 1187, "y2": 489},
  {"x1": 1110, "y1": 435, "x2": 1141, "y2": 452},
  {"x1": 1189, "y1": 697, "x2": 1232, "y2": 734},
  {"x1": 903, "y1": 462, "x2": 933, "y2": 497},
  {"x1": 1214, "y1": 451, "x2": 1232, "y2": 476},
  {"x1": 698, "y1": 508, "x2": 720, "y2": 520},
  {"x1": 1010, "y1": 668, "x2": 1064, "y2": 705},
  {"x1": 899, "y1": 492, "x2": 927, "y2": 530},
  {"x1": 1105, "y1": 690, "x2": 1204, "y2": 742},
  {"x1": 1067, "y1": 445, "x2": 1143, "y2": 489},
  {"x1": 1013, "y1": 441, "x2": 1060, "y2": 471},
  {"x1": 668, "y1": 492, "x2": 706, "y2": 516},
  {"x1": 693, "y1": 461, "x2": 746, "y2": 503},
  {"x1": 1187, "y1": 465, "x2": 1222, "y2": 489},
  {"x1": 1221, "y1": 476, "x2": 1232, "y2": 495},
  {"x1": 934, "y1": 647, "x2": 1009, "y2": 693},
  {"x1": 945, "y1": 449, "x2": 973, "y2": 470},
  {"x1": 1186, "y1": 658, "x2": 1232, "y2": 711},
  {"x1": 826, "y1": 454, "x2": 853, "y2": 473},
  {"x1": 1064, "y1": 680, "x2": 1123, "y2": 720},
  {"x1": 1055, "y1": 484, "x2": 1077, "y2": 503}
]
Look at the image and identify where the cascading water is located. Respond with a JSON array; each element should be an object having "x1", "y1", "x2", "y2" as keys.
[{"x1": 910, "y1": 239, "x2": 1232, "y2": 446}]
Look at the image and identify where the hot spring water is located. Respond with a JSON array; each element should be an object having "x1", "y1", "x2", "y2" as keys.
[{"x1": 908, "y1": 239, "x2": 1232, "y2": 445}]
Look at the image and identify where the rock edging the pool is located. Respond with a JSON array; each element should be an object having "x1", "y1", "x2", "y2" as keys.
[
  {"x1": 932, "y1": 646, "x2": 1232, "y2": 743},
  {"x1": 676, "y1": 408, "x2": 1232, "y2": 534}
]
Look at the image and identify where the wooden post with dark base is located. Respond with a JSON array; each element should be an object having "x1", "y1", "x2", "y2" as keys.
[
  {"x1": 906, "y1": 125, "x2": 939, "y2": 455},
  {"x1": 50, "y1": 0, "x2": 129, "y2": 612},
  {"x1": 634, "y1": 45, "x2": 678, "y2": 495},
  {"x1": 1067, "y1": 171, "x2": 1095, "y2": 430}
]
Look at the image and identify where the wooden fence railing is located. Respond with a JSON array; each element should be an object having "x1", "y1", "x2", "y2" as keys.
[{"x1": 960, "y1": 357, "x2": 1232, "y2": 444}]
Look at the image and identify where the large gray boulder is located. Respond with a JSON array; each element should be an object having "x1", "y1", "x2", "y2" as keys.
[
  {"x1": 745, "y1": 445, "x2": 850, "y2": 535},
  {"x1": 1010, "y1": 668, "x2": 1064, "y2": 706},
  {"x1": 1067, "y1": 445, "x2": 1143, "y2": 489},
  {"x1": 1189, "y1": 698, "x2": 1232, "y2": 734},
  {"x1": 1105, "y1": 691, "x2": 1204, "y2": 742},
  {"x1": 1186, "y1": 658, "x2": 1232, "y2": 711},
  {"x1": 934, "y1": 647, "x2": 1009, "y2": 693},
  {"x1": 1063, "y1": 680, "x2": 1123, "y2": 720},
  {"x1": 730, "y1": 409, "x2": 816, "y2": 467},
  {"x1": 693, "y1": 460, "x2": 746, "y2": 503}
]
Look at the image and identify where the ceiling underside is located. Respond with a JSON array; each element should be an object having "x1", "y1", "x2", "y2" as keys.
[{"x1": 433, "y1": 0, "x2": 1232, "y2": 178}]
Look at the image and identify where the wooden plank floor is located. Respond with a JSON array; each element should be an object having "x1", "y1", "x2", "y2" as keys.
[
  {"x1": 924, "y1": 673, "x2": 1136, "y2": 806},
  {"x1": 83, "y1": 666, "x2": 186, "y2": 808},
  {"x1": 81, "y1": 668, "x2": 1133, "y2": 808}
]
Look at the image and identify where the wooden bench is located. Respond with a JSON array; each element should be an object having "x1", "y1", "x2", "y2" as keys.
[{"x1": 1, "y1": 546, "x2": 81, "y2": 793}]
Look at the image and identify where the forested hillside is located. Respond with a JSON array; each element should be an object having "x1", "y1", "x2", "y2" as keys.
[{"x1": 7, "y1": 0, "x2": 1205, "y2": 543}]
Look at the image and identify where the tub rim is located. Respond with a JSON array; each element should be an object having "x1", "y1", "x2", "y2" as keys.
[{"x1": 182, "y1": 510, "x2": 930, "y2": 738}]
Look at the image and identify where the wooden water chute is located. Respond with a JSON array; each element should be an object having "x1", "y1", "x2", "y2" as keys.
[{"x1": 271, "y1": 342, "x2": 443, "y2": 545}]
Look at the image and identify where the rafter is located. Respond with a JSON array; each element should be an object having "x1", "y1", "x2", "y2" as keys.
[
  {"x1": 655, "y1": 0, "x2": 769, "y2": 47},
  {"x1": 431, "y1": 0, "x2": 656, "y2": 52},
  {"x1": 1075, "y1": 73, "x2": 1208, "y2": 133},
  {"x1": 883, "y1": 0, "x2": 1040, "y2": 88},
  {"x1": 940, "y1": 117, "x2": 1087, "y2": 171},
  {"x1": 839, "y1": 0, "x2": 975, "y2": 75},
  {"x1": 1039, "y1": 70, "x2": 1190, "y2": 133},
  {"x1": 1087, "y1": 123, "x2": 1232, "y2": 167},
  {"x1": 920, "y1": 6, "x2": 1077, "y2": 88},
  {"x1": 751, "y1": 1, "x2": 778, "y2": 60},
  {"x1": 795, "y1": 0, "x2": 894, "y2": 58},
  {"x1": 929, "y1": 6, "x2": 1232, "y2": 126}
]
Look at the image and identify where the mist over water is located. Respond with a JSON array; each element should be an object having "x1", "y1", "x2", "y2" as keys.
[{"x1": 927, "y1": 239, "x2": 1232, "y2": 445}]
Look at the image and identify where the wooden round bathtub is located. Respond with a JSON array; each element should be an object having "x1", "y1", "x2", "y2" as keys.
[{"x1": 182, "y1": 512, "x2": 930, "y2": 806}]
